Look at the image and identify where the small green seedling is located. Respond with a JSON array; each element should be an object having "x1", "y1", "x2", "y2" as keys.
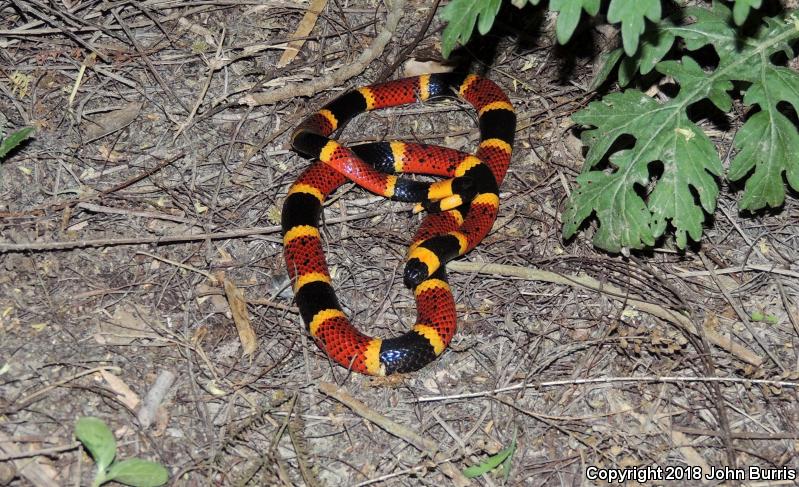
[
  {"x1": 0, "y1": 126, "x2": 34, "y2": 161},
  {"x1": 75, "y1": 417, "x2": 168, "y2": 487},
  {"x1": 463, "y1": 432, "x2": 517, "y2": 479},
  {"x1": 750, "y1": 310, "x2": 779, "y2": 325}
]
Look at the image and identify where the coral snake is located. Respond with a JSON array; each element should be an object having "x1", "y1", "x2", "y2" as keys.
[{"x1": 282, "y1": 73, "x2": 515, "y2": 376}]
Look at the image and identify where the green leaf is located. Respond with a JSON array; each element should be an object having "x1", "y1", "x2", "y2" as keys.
[
  {"x1": 0, "y1": 127, "x2": 34, "y2": 160},
  {"x1": 439, "y1": 0, "x2": 502, "y2": 58},
  {"x1": 463, "y1": 435, "x2": 517, "y2": 478},
  {"x1": 566, "y1": 87, "x2": 722, "y2": 251},
  {"x1": 607, "y1": 0, "x2": 661, "y2": 56},
  {"x1": 646, "y1": 121, "x2": 721, "y2": 248},
  {"x1": 616, "y1": 22, "x2": 676, "y2": 87},
  {"x1": 589, "y1": 48, "x2": 624, "y2": 91},
  {"x1": 562, "y1": 152, "x2": 656, "y2": 252},
  {"x1": 106, "y1": 459, "x2": 169, "y2": 487},
  {"x1": 550, "y1": 0, "x2": 600, "y2": 45},
  {"x1": 656, "y1": 57, "x2": 733, "y2": 112},
  {"x1": 75, "y1": 417, "x2": 116, "y2": 471},
  {"x1": 742, "y1": 64, "x2": 799, "y2": 122},
  {"x1": 478, "y1": 0, "x2": 502, "y2": 34},
  {"x1": 665, "y1": 4, "x2": 737, "y2": 55},
  {"x1": 733, "y1": 0, "x2": 762, "y2": 25},
  {"x1": 567, "y1": 6, "x2": 799, "y2": 250},
  {"x1": 729, "y1": 110, "x2": 799, "y2": 210},
  {"x1": 618, "y1": 57, "x2": 636, "y2": 87},
  {"x1": 634, "y1": 22, "x2": 676, "y2": 75},
  {"x1": 663, "y1": 6, "x2": 799, "y2": 210}
]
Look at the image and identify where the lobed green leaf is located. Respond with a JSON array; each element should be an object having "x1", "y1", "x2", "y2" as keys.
[
  {"x1": 439, "y1": 0, "x2": 502, "y2": 58},
  {"x1": 617, "y1": 21, "x2": 675, "y2": 86},
  {"x1": 607, "y1": 0, "x2": 661, "y2": 56},
  {"x1": 730, "y1": 111, "x2": 799, "y2": 210},
  {"x1": 568, "y1": 82, "x2": 723, "y2": 251},
  {"x1": 569, "y1": 5, "x2": 799, "y2": 250},
  {"x1": 550, "y1": 0, "x2": 600, "y2": 45},
  {"x1": 733, "y1": 0, "x2": 762, "y2": 25}
]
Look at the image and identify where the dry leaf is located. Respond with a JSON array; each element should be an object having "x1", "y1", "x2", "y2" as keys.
[
  {"x1": 97, "y1": 145, "x2": 125, "y2": 162},
  {"x1": 177, "y1": 17, "x2": 217, "y2": 47},
  {"x1": 669, "y1": 430, "x2": 712, "y2": 482},
  {"x1": 215, "y1": 246, "x2": 234, "y2": 265},
  {"x1": 81, "y1": 101, "x2": 143, "y2": 141},
  {"x1": 224, "y1": 278, "x2": 257, "y2": 355},
  {"x1": 10, "y1": 71, "x2": 31, "y2": 97},
  {"x1": 100, "y1": 370, "x2": 141, "y2": 410},
  {"x1": 152, "y1": 406, "x2": 170, "y2": 437},
  {"x1": 195, "y1": 283, "x2": 228, "y2": 313},
  {"x1": 611, "y1": 392, "x2": 712, "y2": 484},
  {"x1": 203, "y1": 380, "x2": 227, "y2": 396},
  {"x1": 66, "y1": 220, "x2": 88, "y2": 232},
  {"x1": 402, "y1": 58, "x2": 452, "y2": 77},
  {"x1": 191, "y1": 325, "x2": 208, "y2": 345},
  {"x1": 94, "y1": 305, "x2": 160, "y2": 345}
]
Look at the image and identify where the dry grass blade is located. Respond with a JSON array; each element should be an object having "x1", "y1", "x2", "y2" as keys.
[
  {"x1": 277, "y1": 0, "x2": 329, "y2": 68},
  {"x1": 286, "y1": 394, "x2": 321, "y2": 487},
  {"x1": 224, "y1": 278, "x2": 258, "y2": 356},
  {"x1": 240, "y1": 0, "x2": 405, "y2": 106}
]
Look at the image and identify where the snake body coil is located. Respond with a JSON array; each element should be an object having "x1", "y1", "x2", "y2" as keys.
[{"x1": 282, "y1": 73, "x2": 515, "y2": 375}]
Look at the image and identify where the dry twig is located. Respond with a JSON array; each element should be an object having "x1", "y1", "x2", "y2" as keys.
[{"x1": 446, "y1": 260, "x2": 764, "y2": 365}]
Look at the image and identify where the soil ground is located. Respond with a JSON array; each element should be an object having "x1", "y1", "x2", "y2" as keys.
[{"x1": 1, "y1": 1, "x2": 798, "y2": 485}]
